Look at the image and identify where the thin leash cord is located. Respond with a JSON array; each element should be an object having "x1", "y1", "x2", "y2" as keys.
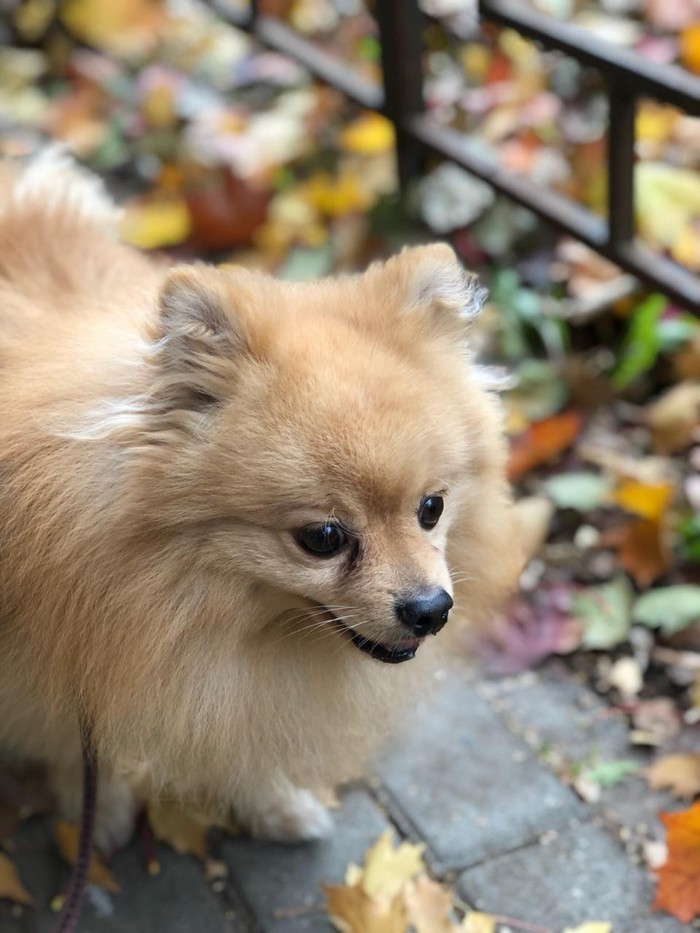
[{"x1": 54, "y1": 713, "x2": 98, "y2": 933}]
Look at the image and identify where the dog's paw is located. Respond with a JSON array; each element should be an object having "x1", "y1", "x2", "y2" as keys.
[{"x1": 248, "y1": 787, "x2": 333, "y2": 843}]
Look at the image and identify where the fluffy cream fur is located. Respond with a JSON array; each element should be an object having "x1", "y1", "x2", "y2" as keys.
[{"x1": 0, "y1": 150, "x2": 521, "y2": 845}]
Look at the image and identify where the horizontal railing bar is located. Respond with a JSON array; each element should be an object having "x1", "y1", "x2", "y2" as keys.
[
  {"x1": 480, "y1": 0, "x2": 700, "y2": 115},
  {"x1": 214, "y1": 5, "x2": 383, "y2": 111},
  {"x1": 409, "y1": 115, "x2": 700, "y2": 311}
]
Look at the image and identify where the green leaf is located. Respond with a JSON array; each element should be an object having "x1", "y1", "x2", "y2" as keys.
[
  {"x1": 277, "y1": 244, "x2": 334, "y2": 282},
  {"x1": 581, "y1": 759, "x2": 640, "y2": 787},
  {"x1": 539, "y1": 472, "x2": 612, "y2": 511},
  {"x1": 632, "y1": 585, "x2": 700, "y2": 635},
  {"x1": 612, "y1": 293, "x2": 667, "y2": 390},
  {"x1": 574, "y1": 576, "x2": 633, "y2": 650},
  {"x1": 508, "y1": 359, "x2": 569, "y2": 422}
]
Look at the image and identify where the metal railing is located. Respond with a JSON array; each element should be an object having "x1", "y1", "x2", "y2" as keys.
[{"x1": 216, "y1": 0, "x2": 700, "y2": 312}]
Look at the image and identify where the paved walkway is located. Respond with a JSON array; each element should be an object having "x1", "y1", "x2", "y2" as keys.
[{"x1": 0, "y1": 658, "x2": 689, "y2": 933}]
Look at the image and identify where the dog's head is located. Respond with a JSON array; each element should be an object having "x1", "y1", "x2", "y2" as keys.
[{"x1": 129, "y1": 244, "x2": 516, "y2": 664}]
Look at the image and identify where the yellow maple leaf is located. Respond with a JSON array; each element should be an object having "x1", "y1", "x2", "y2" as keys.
[
  {"x1": 54, "y1": 820, "x2": 120, "y2": 893},
  {"x1": 609, "y1": 480, "x2": 674, "y2": 522},
  {"x1": 404, "y1": 874, "x2": 455, "y2": 933},
  {"x1": 325, "y1": 882, "x2": 407, "y2": 933},
  {"x1": 0, "y1": 851, "x2": 33, "y2": 906},
  {"x1": 340, "y1": 113, "x2": 395, "y2": 156},
  {"x1": 358, "y1": 829, "x2": 426, "y2": 900},
  {"x1": 461, "y1": 910, "x2": 496, "y2": 932},
  {"x1": 119, "y1": 196, "x2": 191, "y2": 250},
  {"x1": 563, "y1": 925, "x2": 612, "y2": 933}
]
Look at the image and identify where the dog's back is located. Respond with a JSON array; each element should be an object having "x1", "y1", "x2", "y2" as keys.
[{"x1": 0, "y1": 149, "x2": 155, "y2": 346}]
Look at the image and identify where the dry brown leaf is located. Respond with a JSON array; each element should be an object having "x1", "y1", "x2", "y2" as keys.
[
  {"x1": 646, "y1": 382, "x2": 700, "y2": 454},
  {"x1": 404, "y1": 874, "x2": 455, "y2": 933},
  {"x1": 147, "y1": 800, "x2": 214, "y2": 862},
  {"x1": 54, "y1": 820, "x2": 120, "y2": 893},
  {"x1": 356, "y1": 830, "x2": 426, "y2": 901},
  {"x1": 325, "y1": 883, "x2": 407, "y2": 933},
  {"x1": 601, "y1": 518, "x2": 671, "y2": 588},
  {"x1": 648, "y1": 754, "x2": 700, "y2": 799},
  {"x1": 0, "y1": 851, "x2": 33, "y2": 906},
  {"x1": 460, "y1": 912, "x2": 496, "y2": 933}
]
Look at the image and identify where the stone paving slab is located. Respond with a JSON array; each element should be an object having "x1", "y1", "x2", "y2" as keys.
[
  {"x1": 0, "y1": 813, "x2": 239, "y2": 933},
  {"x1": 221, "y1": 787, "x2": 390, "y2": 933},
  {"x1": 478, "y1": 662, "x2": 680, "y2": 841},
  {"x1": 371, "y1": 664, "x2": 586, "y2": 873},
  {"x1": 457, "y1": 821, "x2": 687, "y2": 933}
]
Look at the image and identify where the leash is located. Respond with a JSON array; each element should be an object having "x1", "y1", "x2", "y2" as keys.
[{"x1": 53, "y1": 713, "x2": 98, "y2": 933}]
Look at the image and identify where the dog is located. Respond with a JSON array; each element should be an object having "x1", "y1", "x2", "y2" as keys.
[{"x1": 0, "y1": 150, "x2": 521, "y2": 849}]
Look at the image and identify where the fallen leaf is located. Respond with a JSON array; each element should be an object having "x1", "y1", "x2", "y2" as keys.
[
  {"x1": 0, "y1": 851, "x2": 33, "y2": 906},
  {"x1": 404, "y1": 874, "x2": 455, "y2": 933},
  {"x1": 602, "y1": 519, "x2": 671, "y2": 588},
  {"x1": 119, "y1": 196, "x2": 191, "y2": 250},
  {"x1": 147, "y1": 800, "x2": 212, "y2": 863},
  {"x1": 325, "y1": 882, "x2": 407, "y2": 933},
  {"x1": 539, "y1": 471, "x2": 612, "y2": 511},
  {"x1": 646, "y1": 382, "x2": 700, "y2": 454},
  {"x1": 612, "y1": 293, "x2": 666, "y2": 389},
  {"x1": 648, "y1": 754, "x2": 700, "y2": 799},
  {"x1": 513, "y1": 495, "x2": 554, "y2": 563},
  {"x1": 680, "y1": 23, "x2": 700, "y2": 75},
  {"x1": 574, "y1": 576, "x2": 633, "y2": 650},
  {"x1": 581, "y1": 759, "x2": 640, "y2": 788},
  {"x1": 653, "y1": 801, "x2": 700, "y2": 922},
  {"x1": 633, "y1": 586, "x2": 700, "y2": 635},
  {"x1": 54, "y1": 819, "x2": 120, "y2": 893},
  {"x1": 508, "y1": 410, "x2": 583, "y2": 482},
  {"x1": 340, "y1": 113, "x2": 395, "y2": 156},
  {"x1": 610, "y1": 480, "x2": 674, "y2": 522},
  {"x1": 607, "y1": 656, "x2": 643, "y2": 700},
  {"x1": 461, "y1": 911, "x2": 496, "y2": 932},
  {"x1": 355, "y1": 830, "x2": 426, "y2": 900},
  {"x1": 60, "y1": 0, "x2": 167, "y2": 56}
]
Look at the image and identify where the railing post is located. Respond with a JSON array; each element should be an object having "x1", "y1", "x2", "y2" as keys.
[
  {"x1": 373, "y1": 0, "x2": 425, "y2": 191},
  {"x1": 607, "y1": 81, "x2": 636, "y2": 249}
]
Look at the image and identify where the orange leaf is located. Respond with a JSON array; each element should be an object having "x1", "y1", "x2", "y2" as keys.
[
  {"x1": 0, "y1": 851, "x2": 33, "y2": 906},
  {"x1": 54, "y1": 820, "x2": 120, "y2": 893},
  {"x1": 601, "y1": 519, "x2": 671, "y2": 588},
  {"x1": 680, "y1": 23, "x2": 700, "y2": 75},
  {"x1": 609, "y1": 480, "x2": 674, "y2": 522},
  {"x1": 653, "y1": 801, "x2": 700, "y2": 923},
  {"x1": 507, "y1": 410, "x2": 582, "y2": 482}
]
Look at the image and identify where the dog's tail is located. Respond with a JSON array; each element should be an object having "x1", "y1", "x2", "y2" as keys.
[{"x1": 0, "y1": 146, "x2": 122, "y2": 313}]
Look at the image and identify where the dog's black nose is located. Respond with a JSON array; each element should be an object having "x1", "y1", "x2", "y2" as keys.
[{"x1": 395, "y1": 587, "x2": 453, "y2": 637}]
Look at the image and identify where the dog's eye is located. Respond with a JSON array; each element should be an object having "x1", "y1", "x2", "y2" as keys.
[
  {"x1": 296, "y1": 523, "x2": 348, "y2": 558},
  {"x1": 418, "y1": 495, "x2": 444, "y2": 530}
]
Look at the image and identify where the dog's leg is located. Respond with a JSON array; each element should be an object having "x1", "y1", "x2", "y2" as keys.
[
  {"x1": 234, "y1": 775, "x2": 333, "y2": 842},
  {"x1": 50, "y1": 751, "x2": 137, "y2": 854}
]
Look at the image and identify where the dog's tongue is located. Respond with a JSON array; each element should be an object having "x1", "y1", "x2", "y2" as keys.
[{"x1": 394, "y1": 636, "x2": 421, "y2": 652}]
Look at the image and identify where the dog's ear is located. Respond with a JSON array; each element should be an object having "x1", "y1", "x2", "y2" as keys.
[
  {"x1": 155, "y1": 266, "x2": 246, "y2": 410},
  {"x1": 393, "y1": 243, "x2": 487, "y2": 332}
]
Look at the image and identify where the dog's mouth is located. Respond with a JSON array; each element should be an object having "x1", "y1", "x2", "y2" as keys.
[{"x1": 321, "y1": 608, "x2": 422, "y2": 664}]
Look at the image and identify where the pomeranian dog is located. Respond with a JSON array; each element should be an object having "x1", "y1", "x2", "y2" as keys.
[{"x1": 0, "y1": 150, "x2": 520, "y2": 850}]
